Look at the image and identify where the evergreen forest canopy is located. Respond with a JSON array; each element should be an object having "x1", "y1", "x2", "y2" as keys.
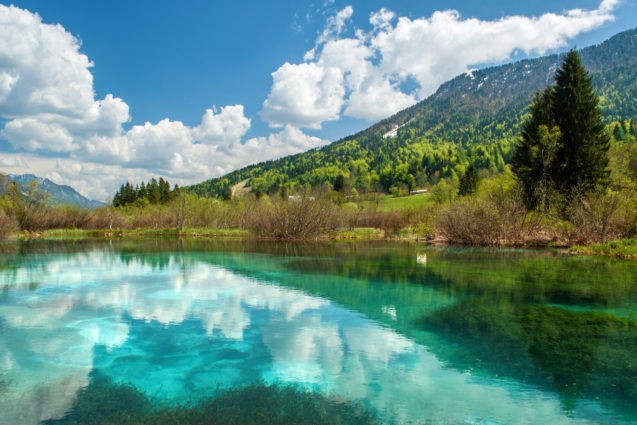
[
  {"x1": 112, "y1": 178, "x2": 179, "y2": 207},
  {"x1": 182, "y1": 28, "x2": 637, "y2": 199}
]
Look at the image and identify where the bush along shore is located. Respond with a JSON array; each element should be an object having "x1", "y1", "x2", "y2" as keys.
[{"x1": 0, "y1": 178, "x2": 635, "y2": 258}]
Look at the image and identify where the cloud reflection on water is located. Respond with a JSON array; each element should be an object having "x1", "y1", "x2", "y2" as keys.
[{"x1": 0, "y1": 251, "x2": 626, "y2": 425}]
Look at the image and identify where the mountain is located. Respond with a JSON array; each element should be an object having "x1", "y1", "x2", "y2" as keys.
[
  {"x1": 0, "y1": 173, "x2": 106, "y2": 209},
  {"x1": 189, "y1": 28, "x2": 637, "y2": 197}
]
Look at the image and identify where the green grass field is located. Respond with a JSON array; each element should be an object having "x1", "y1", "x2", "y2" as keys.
[{"x1": 363, "y1": 194, "x2": 433, "y2": 212}]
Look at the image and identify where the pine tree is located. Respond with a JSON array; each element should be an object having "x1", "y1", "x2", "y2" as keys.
[
  {"x1": 122, "y1": 182, "x2": 136, "y2": 205},
  {"x1": 549, "y1": 50, "x2": 610, "y2": 198},
  {"x1": 148, "y1": 178, "x2": 161, "y2": 204},
  {"x1": 333, "y1": 175, "x2": 345, "y2": 192},
  {"x1": 159, "y1": 177, "x2": 170, "y2": 203},
  {"x1": 512, "y1": 50, "x2": 610, "y2": 208},
  {"x1": 512, "y1": 88, "x2": 563, "y2": 209},
  {"x1": 457, "y1": 163, "x2": 479, "y2": 196},
  {"x1": 113, "y1": 184, "x2": 124, "y2": 207}
]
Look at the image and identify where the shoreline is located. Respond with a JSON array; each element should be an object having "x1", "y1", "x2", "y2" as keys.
[{"x1": 5, "y1": 228, "x2": 635, "y2": 260}]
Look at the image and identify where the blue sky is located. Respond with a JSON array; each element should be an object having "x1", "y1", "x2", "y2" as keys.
[{"x1": 0, "y1": 0, "x2": 634, "y2": 200}]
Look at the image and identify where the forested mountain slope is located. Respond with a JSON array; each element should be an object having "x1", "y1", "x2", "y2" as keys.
[{"x1": 190, "y1": 28, "x2": 637, "y2": 197}]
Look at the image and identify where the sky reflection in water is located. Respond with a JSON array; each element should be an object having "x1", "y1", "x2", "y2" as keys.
[{"x1": 0, "y1": 245, "x2": 635, "y2": 425}]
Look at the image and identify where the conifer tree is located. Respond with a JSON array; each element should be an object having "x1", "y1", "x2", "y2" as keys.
[
  {"x1": 549, "y1": 50, "x2": 610, "y2": 197},
  {"x1": 159, "y1": 177, "x2": 170, "y2": 202},
  {"x1": 512, "y1": 50, "x2": 610, "y2": 208},
  {"x1": 148, "y1": 178, "x2": 161, "y2": 204},
  {"x1": 457, "y1": 163, "x2": 479, "y2": 196},
  {"x1": 512, "y1": 89, "x2": 554, "y2": 208},
  {"x1": 333, "y1": 175, "x2": 345, "y2": 192}
]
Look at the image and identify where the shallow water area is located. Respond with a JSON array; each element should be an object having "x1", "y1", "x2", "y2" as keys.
[{"x1": 1, "y1": 239, "x2": 636, "y2": 425}]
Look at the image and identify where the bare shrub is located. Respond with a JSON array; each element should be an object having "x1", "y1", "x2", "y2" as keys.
[
  {"x1": 337, "y1": 202, "x2": 360, "y2": 230},
  {"x1": 44, "y1": 205, "x2": 92, "y2": 229},
  {"x1": 86, "y1": 207, "x2": 128, "y2": 230},
  {"x1": 354, "y1": 207, "x2": 409, "y2": 234},
  {"x1": 185, "y1": 197, "x2": 247, "y2": 229},
  {"x1": 568, "y1": 192, "x2": 624, "y2": 243},
  {"x1": 411, "y1": 205, "x2": 439, "y2": 239},
  {"x1": 615, "y1": 192, "x2": 637, "y2": 238},
  {"x1": 436, "y1": 192, "x2": 528, "y2": 246},
  {"x1": 486, "y1": 186, "x2": 529, "y2": 243},
  {"x1": 127, "y1": 205, "x2": 176, "y2": 229},
  {"x1": 215, "y1": 199, "x2": 248, "y2": 229},
  {"x1": 436, "y1": 198, "x2": 500, "y2": 246},
  {"x1": 0, "y1": 209, "x2": 18, "y2": 239},
  {"x1": 245, "y1": 197, "x2": 340, "y2": 238}
]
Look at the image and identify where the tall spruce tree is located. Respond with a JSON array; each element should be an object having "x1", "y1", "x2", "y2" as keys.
[
  {"x1": 512, "y1": 50, "x2": 610, "y2": 209},
  {"x1": 512, "y1": 88, "x2": 555, "y2": 208},
  {"x1": 333, "y1": 175, "x2": 345, "y2": 192},
  {"x1": 457, "y1": 163, "x2": 479, "y2": 196},
  {"x1": 550, "y1": 50, "x2": 610, "y2": 197}
]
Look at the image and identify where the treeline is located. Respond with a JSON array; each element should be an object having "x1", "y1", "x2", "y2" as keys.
[
  {"x1": 612, "y1": 119, "x2": 637, "y2": 142},
  {"x1": 191, "y1": 135, "x2": 512, "y2": 199},
  {"x1": 113, "y1": 178, "x2": 179, "y2": 207}
]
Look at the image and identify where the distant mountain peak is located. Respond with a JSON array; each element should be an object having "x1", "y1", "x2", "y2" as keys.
[{"x1": 1, "y1": 173, "x2": 105, "y2": 209}]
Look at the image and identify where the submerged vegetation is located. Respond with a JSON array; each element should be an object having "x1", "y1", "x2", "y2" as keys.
[
  {"x1": 422, "y1": 302, "x2": 637, "y2": 413},
  {"x1": 43, "y1": 379, "x2": 377, "y2": 425}
]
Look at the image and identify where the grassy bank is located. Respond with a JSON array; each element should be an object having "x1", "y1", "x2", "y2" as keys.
[
  {"x1": 17, "y1": 227, "x2": 250, "y2": 240},
  {"x1": 12, "y1": 226, "x2": 637, "y2": 260},
  {"x1": 570, "y1": 238, "x2": 637, "y2": 259}
]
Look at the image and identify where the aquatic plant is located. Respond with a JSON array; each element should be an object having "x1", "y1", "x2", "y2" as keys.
[
  {"x1": 41, "y1": 379, "x2": 151, "y2": 425},
  {"x1": 422, "y1": 302, "x2": 637, "y2": 413},
  {"x1": 43, "y1": 380, "x2": 378, "y2": 425}
]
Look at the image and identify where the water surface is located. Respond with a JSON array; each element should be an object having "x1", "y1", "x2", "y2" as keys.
[{"x1": 1, "y1": 240, "x2": 636, "y2": 424}]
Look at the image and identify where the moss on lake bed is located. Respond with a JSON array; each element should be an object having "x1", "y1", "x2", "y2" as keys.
[
  {"x1": 42, "y1": 379, "x2": 377, "y2": 425},
  {"x1": 422, "y1": 302, "x2": 637, "y2": 413}
]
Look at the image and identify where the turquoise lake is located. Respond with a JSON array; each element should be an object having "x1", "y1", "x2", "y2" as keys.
[{"x1": 1, "y1": 240, "x2": 636, "y2": 424}]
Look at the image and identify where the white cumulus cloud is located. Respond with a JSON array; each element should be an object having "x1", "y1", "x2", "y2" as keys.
[
  {"x1": 193, "y1": 105, "x2": 251, "y2": 146},
  {"x1": 261, "y1": 1, "x2": 619, "y2": 125},
  {"x1": 371, "y1": 5, "x2": 619, "y2": 98},
  {"x1": 0, "y1": 5, "x2": 95, "y2": 118},
  {"x1": 317, "y1": 5, "x2": 354, "y2": 45},
  {"x1": 0, "y1": 4, "x2": 323, "y2": 199},
  {"x1": 260, "y1": 62, "x2": 345, "y2": 129}
]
